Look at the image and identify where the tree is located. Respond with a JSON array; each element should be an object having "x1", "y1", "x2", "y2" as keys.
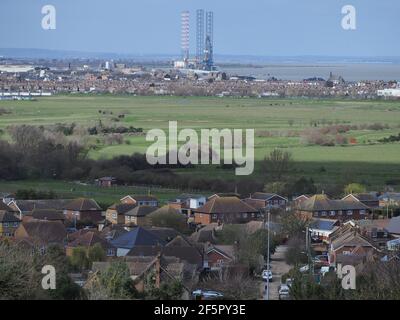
[
  {"x1": 146, "y1": 207, "x2": 190, "y2": 234},
  {"x1": 262, "y1": 149, "x2": 293, "y2": 180},
  {"x1": 344, "y1": 183, "x2": 366, "y2": 195},
  {"x1": 70, "y1": 247, "x2": 90, "y2": 272},
  {"x1": 147, "y1": 280, "x2": 183, "y2": 300},
  {"x1": 284, "y1": 177, "x2": 317, "y2": 197},
  {"x1": 97, "y1": 261, "x2": 138, "y2": 299},
  {"x1": 88, "y1": 243, "x2": 106, "y2": 265}
]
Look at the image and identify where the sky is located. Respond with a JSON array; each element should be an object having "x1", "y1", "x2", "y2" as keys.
[{"x1": 0, "y1": 0, "x2": 399, "y2": 57}]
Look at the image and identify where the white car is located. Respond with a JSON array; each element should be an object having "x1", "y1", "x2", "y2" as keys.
[
  {"x1": 262, "y1": 269, "x2": 273, "y2": 282},
  {"x1": 192, "y1": 290, "x2": 224, "y2": 300},
  {"x1": 278, "y1": 284, "x2": 290, "y2": 300}
]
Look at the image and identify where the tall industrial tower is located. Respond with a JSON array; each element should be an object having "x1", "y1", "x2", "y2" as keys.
[
  {"x1": 181, "y1": 11, "x2": 190, "y2": 63},
  {"x1": 196, "y1": 9, "x2": 205, "y2": 63},
  {"x1": 204, "y1": 11, "x2": 214, "y2": 69}
]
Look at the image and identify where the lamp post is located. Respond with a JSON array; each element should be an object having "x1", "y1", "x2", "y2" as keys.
[{"x1": 266, "y1": 210, "x2": 271, "y2": 301}]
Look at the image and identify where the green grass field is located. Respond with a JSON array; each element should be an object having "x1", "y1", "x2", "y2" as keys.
[{"x1": 1, "y1": 95, "x2": 400, "y2": 191}]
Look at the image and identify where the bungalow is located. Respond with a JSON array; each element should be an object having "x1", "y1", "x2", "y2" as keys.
[
  {"x1": 296, "y1": 194, "x2": 370, "y2": 221},
  {"x1": 120, "y1": 195, "x2": 159, "y2": 207},
  {"x1": 64, "y1": 198, "x2": 103, "y2": 223},
  {"x1": 342, "y1": 193, "x2": 380, "y2": 209},
  {"x1": 244, "y1": 192, "x2": 288, "y2": 211},
  {"x1": 194, "y1": 196, "x2": 260, "y2": 225},
  {"x1": 105, "y1": 203, "x2": 137, "y2": 225},
  {"x1": 0, "y1": 211, "x2": 21, "y2": 238}
]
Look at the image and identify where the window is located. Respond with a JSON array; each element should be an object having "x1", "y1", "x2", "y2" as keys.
[
  {"x1": 347, "y1": 210, "x2": 353, "y2": 216},
  {"x1": 321, "y1": 211, "x2": 327, "y2": 217},
  {"x1": 243, "y1": 213, "x2": 248, "y2": 218},
  {"x1": 3, "y1": 222, "x2": 9, "y2": 227},
  {"x1": 251, "y1": 213, "x2": 255, "y2": 218},
  {"x1": 13, "y1": 222, "x2": 19, "y2": 227},
  {"x1": 212, "y1": 214, "x2": 217, "y2": 220},
  {"x1": 360, "y1": 210, "x2": 366, "y2": 215},
  {"x1": 342, "y1": 250, "x2": 351, "y2": 255},
  {"x1": 107, "y1": 248, "x2": 115, "y2": 257},
  {"x1": 330, "y1": 211, "x2": 336, "y2": 216},
  {"x1": 112, "y1": 213, "x2": 117, "y2": 220}
]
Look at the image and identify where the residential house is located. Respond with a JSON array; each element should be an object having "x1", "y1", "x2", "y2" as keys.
[
  {"x1": 379, "y1": 193, "x2": 400, "y2": 208},
  {"x1": 95, "y1": 176, "x2": 117, "y2": 187},
  {"x1": 23, "y1": 208, "x2": 66, "y2": 223},
  {"x1": 14, "y1": 220, "x2": 67, "y2": 253},
  {"x1": 0, "y1": 211, "x2": 21, "y2": 238},
  {"x1": 105, "y1": 203, "x2": 137, "y2": 225},
  {"x1": 90, "y1": 254, "x2": 198, "y2": 298},
  {"x1": 194, "y1": 196, "x2": 260, "y2": 225},
  {"x1": 356, "y1": 219, "x2": 392, "y2": 249},
  {"x1": 128, "y1": 235, "x2": 203, "y2": 269},
  {"x1": 296, "y1": 194, "x2": 370, "y2": 221},
  {"x1": 204, "y1": 244, "x2": 235, "y2": 271},
  {"x1": 328, "y1": 222, "x2": 382, "y2": 265},
  {"x1": 342, "y1": 193, "x2": 380, "y2": 209},
  {"x1": 8, "y1": 199, "x2": 71, "y2": 219},
  {"x1": 66, "y1": 230, "x2": 116, "y2": 257},
  {"x1": 309, "y1": 218, "x2": 340, "y2": 243},
  {"x1": 64, "y1": 198, "x2": 103, "y2": 223},
  {"x1": 120, "y1": 195, "x2": 159, "y2": 207},
  {"x1": 189, "y1": 224, "x2": 219, "y2": 244},
  {"x1": 124, "y1": 206, "x2": 158, "y2": 226},
  {"x1": 0, "y1": 192, "x2": 15, "y2": 205},
  {"x1": 293, "y1": 195, "x2": 310, "y2": 207},
  {"x1": 244, "y1": 192, "x2": 288, "y2": 211},
  {"x1": 110, "y1": 226, "x2": 166, "y2": 256},
  {"x1": 208, "y1": 193, "x2": 241, "y2": 201},
  {"x1": 386, "y1": 216, "x2": 400, "y2": 237},
  {"x1": 169, "y1": 194, "x2": 207, "y2": 218}
]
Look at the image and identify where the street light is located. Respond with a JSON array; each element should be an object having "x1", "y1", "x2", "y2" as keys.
[{"x1": 266, "y1": 210, "x2": 271, "y2": 301}]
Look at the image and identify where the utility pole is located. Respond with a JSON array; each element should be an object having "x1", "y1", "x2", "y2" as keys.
[{"x1": 266, "y1": 210, "x2": 271, "y2": 301}]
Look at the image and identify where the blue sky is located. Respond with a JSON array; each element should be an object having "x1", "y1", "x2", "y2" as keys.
[{"x1": 1, "y1": 0, "x2": 399, "y2": 56}]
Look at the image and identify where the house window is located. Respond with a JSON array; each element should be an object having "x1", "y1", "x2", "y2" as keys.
[
  {"x1": 13, "y1": 222, "x2": 19, "y2": 227},
  {"x1": 251, "y1": 213, "x2": 255, "y2": 218},
  {"x1": 3, "y1": 222, "x2": 9, "y2": 227},
  {"x1": 347, "y1": 210, "x2": 353, "y2": 216},
  {"x1": 330, "y1": 211, "x2": 336, "y2": 216},
  {"x1": 243, "y1": 213, "x2": 248, "y2": 218},
  {"x1": 112, "y1": 213, "x2": 117, "y2": 220},
  {"x1": 360, "y1": 210, "x2": 366, "y2": 215},
  {"x1": 107, "y1": 248, "x2": 115, "y2": 257},
  {"x1": 321, "y1": 211, "x2": 327, "y2": 217},
  {"x1": 212, "y1": 214, "x2": 217, "y2": 220},
  {"x1": 342, "y1": 250, "x2": 351, "y2": 255}
]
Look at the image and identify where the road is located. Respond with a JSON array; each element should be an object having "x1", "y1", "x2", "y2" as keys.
[{"x1": 261, "y1": 245, "x2": 292, "y2": 300}]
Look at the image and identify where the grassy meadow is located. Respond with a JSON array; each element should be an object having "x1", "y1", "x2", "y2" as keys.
[{"x1": 0, "y1": 95, "x2": 400, "y2": 192}]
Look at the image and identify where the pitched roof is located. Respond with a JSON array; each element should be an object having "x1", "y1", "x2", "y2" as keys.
[
  {"x1": 309, "y1": 218, "x2": 339, "y2": 231},
  {"x1": 250, "y1": 192, "x2": 287, "y2": 201},
  {"x1": 27, "y1": 209, "x2": 65, "y2": 221},
  {"x1": 0, "y1": 201, "x2": 13, "y2": 212},
  {"x1": 331, "y1": 231, "x2": 378, "y2": 251},
  {"x1": 108, "y1": 203, "x2": 137, "y2": 214},
  {"x1": 298, "y1": 194, "x2": 369, "y2": 212},
  {"x1": 195, "y1": 197, "x2": 258, "y2": 214},
  {"x1": 121, "y1": 195, "x2": 158, "y2": 202},
  {"x1": 11, "y1": 199, "x2": 71, "y2": 212},
  {"x1": 0, "y1": 211, "x2": 20, "y2": 223},
  {"x1": 148, "y1": 205, "x2": 182, "y2": 216},
  {"x1": 68, "y1": 231, "x2": 112, "y2": 249},
  {"x1": 176, "y1": 194, "x2": 205, "y2": 201},
  {"x1": 65, "y1": 198, "x2": 101, "y2": 211},
  {"x1": 125, "y1": 205, "x2": 157, "y2": 217},
  {"x1": 387, "y1": 216, "x2": 400, "y2": 235},
  {"x1": 111, "y1": 226, "x2": 165, "y2": 249},
  {"x1": 20, "y1": 220, "x2": 66, "y2": 245}
]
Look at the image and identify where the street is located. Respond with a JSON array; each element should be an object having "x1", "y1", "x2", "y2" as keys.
[{"x1": 261, "y1": 245, "x2": 292, "y2": 300}]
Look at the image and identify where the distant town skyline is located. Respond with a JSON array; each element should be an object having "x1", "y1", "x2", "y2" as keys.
[{"x1": 1, "y1": 0, "x2": 400, "y2": 57}]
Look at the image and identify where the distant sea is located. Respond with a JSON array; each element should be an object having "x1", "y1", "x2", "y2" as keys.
[{"x1": 223, "y1": 63, "x2": 400, "y2": 82}]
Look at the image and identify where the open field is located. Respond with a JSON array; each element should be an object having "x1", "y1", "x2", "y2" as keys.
[{"x1": 0, "y1": 95, "x2": 400, "y2": 191}]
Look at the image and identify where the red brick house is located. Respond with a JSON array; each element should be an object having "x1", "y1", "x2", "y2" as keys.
[
  {"x1": 120, "y1": 195, "x2": 159, "y2": 207},
  {"x1": 64, "y1": 198, "x2": 103, "y2": 223},
  {"x1": 295, "y1": 194, "x2": 370, "y2": 221},
  {"x1": 204, "y1": 244, "x2": 235, "y2": 271},
  {"x1": 194, "y1": 196, "x2": 260, "y2": 225},
  {"x1": 244, "y1": 192, "x2": 288, "y2": 210}
]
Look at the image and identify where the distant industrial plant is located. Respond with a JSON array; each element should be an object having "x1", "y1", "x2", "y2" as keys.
[{"x1": 175, "y1": 9, "x2": 216, "y2": 72}]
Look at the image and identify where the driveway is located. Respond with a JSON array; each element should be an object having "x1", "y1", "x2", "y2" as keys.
[{"x1": 261, "y1": 245, "x2": 292, "y2": 300}]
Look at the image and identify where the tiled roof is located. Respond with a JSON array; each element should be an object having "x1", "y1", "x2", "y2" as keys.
[
  {"x1": 0, "y1": 202, "x2": 13, "y2": 212},
  {"x1": 28, "y1": 209, "x2": 65, "y2": 221},
  {"x1": 310, "y1": 218, "x2": 339, "y2": 231},
  {"x1": 195, "y1": 197, "x2": 258, "y2": 214},
  {"x1": 298, "y1": 194, "x2": 369, "y2": 212},
  {"x1": 11, "y1": 199, "x2": 71, "y2": 212},
  {"x1": 108, "y1": 203, "x2": 137, "y2": 214},
  {"x1": 125, "y1": 205, "x2": 157, "y2": 217},
  {"x1": 111, "y1": 227, "x2": 165, "y2": 249},
  {"x1": 121, "y1": 195, "x2": 158, "y2": 202},
  {"x1": 65, "y1": 198, "x2": 101, "y2": 211},
  {"x1": 21, "y1": 220, "x2": 66, "y2": 245}
]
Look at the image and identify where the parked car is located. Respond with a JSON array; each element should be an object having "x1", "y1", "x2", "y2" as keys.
[
  {"x1": 285, "y1": 278, "x2": 293, "y2": 287},
  {"x1": 192, "y1": 290, "x2": 224, "y2": 300},
  {"x1": 262, "y1": 269, "x2": 273, "y2": 282},
  {"x1": 278, "y1": 284, "x2": 290, "y2": 300},
  {"x1": 299, "y1": 265, "x2": 309, "y2": 273}
]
